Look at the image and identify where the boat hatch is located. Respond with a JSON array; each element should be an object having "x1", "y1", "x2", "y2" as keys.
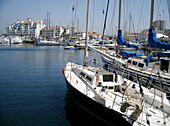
[
  {"x1": 160, "y1": 58, "x2": 170, "y2": 73},
  {"x1": 101, "y1": 86, "x2": 114, "y2": 91},
  {"x1": 103, "y1": 74, "x2": 113, "y2": 82}
]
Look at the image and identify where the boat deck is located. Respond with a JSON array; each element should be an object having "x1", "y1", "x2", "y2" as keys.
[{"x1": 64, "y1": 62, "x2": 170, "y2": 126}]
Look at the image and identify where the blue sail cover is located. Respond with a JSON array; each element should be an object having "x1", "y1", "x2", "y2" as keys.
[
  {"x1": 36, "y1": 38, "x2": 40, "y2": 42},
  {"x1": 117, "y1": 30, "x2": 139, "y2": 50},
  {"x1": 119, "y1": 51, "x2": 142, "y2": 58},
  {"x1": 148, "y1": 28, "x2": 170, "y2": 50},
  {"x1": 144, "y1": 52, "x2": 170, "y2": 66}
]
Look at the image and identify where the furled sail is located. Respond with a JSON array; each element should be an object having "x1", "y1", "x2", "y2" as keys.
[
  {"x1": 144, "y1": 52, "x2": 170, "y2": 66},
  {"x1": 117, "y1": 30, "x2": 139, "y2": 50},
  {"x1": 119, "y1": 51, "x2": 142, "y2": 58},
  {"x1": 148, "y1": 28, "x2": 170, "y2": 50}
]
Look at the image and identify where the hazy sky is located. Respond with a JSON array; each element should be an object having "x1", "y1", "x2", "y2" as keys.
[{"x1": 0, "y1": 0, "x2": 169, "y2": 35}]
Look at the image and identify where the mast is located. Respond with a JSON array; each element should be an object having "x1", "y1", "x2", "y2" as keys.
[
  {"x1": 167, "y1": 0, "x2": 170, "y2": 20},
  {"x1": 101, "y1": 0, "x2": 110, "y2": 47},
  {"x1": 150, "y1": 0, "x2": 154, "y2": 29},
  {"x1": 118, "y1": 0, "x2": 121, "y2": 30},
  {"x1": 77, "y1": 17, "x2": 79, "y2": 41},
  {"x1": 84, "y1": 0, "x2": 90, "y2": 66},
  {"x1": 116, "y1": 0, "x2": 122, "y2": 55},
  {"x1": 49, "y1": 12, "x2": 50, "y2": 40},
  {"x1": 45, "y1": 12, "x2": 48, "y2": 39},
  {"x1": 129, "y1": 13, "x2": 131, "y2": 34}
]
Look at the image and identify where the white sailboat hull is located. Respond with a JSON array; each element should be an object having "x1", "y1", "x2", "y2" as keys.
[
  {"x1": 63, "y1": 62, "x2": 170, "y2": 126},
  {"x1": 36, "y1": 40, "x2": 60, "y2": 46}
]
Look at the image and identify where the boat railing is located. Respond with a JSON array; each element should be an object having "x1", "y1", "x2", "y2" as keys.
[
  {"x1": 104, "y1": 90, "x2": 145, "y2": 125},
  {"x1": 104, "y1": 89, "x2": 143, "y2": 107}
]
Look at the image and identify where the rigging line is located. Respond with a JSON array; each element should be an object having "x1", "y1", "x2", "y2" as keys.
[
  {"x1": 141, "y1": 13, "x2": 146, "y2": 33},
  {"x1": 156, "y1": 0, "x2": 162, "y2": 19},
  {"x1": 101, "y1": 0, "x2": 110, "y2": 47},
  {"x1": 71, "y1": 0, "x2": 75, "y2": 29},
  {"x1": 125, "y1": 0, "x2": 129, "y2": 34},
  {"x1": 101, "y1": 0, "x2": 105, "y2": 34},
  {"x1": 72, "y1": 1, "x2": 76, "y2": 28},
  {"x1": 73, "y1": 8, "x2": 103, "y2": 13},
  {"x1": 130, "y1": 14, "x2": 137, "y2": 41},
  {"x1": 122, "y1": 0, "x2": 127, "y2": 33},
  {"x1": 50, "y1": 14, "x2": 55, "y2": 27},
  {"x1": 137, "y1": 0, "x2": 144, "y2": 34},
  {"x1": 108, "y1": 0, "x2": 117, "y2": 36},
  {"x1": 92, "y1": 0, "x2": 95, "y2": 33},
  {"x1": 74, "y1": 0, "x2": 78, "y2": 28}
]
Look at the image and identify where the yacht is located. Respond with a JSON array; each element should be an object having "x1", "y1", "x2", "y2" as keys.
[{"x1": 36, "y1": 40, "x2": 60, "y2": 46}]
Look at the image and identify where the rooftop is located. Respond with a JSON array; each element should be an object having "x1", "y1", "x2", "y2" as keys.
[
  {"x1": 76, "y1": 30, "x2": 85, "y2": 33},
  {"x1": 56, "y1": 26, "x2": 69, "y2": 29},
  {"x1": 88, "y1": 32, "x2": 101, "y2": 36},
  {"x1": 125, "y1": 33, "x2": 139, "y2": 37}
]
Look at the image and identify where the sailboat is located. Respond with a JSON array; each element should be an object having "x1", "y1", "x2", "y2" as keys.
[
  {"x1": 36, "y1": 12, "x2": 60, "y2": 46},
  {"x1": 9, "y1": 36, "x2": 23, "y2": 44},
  {"x1": 0, "y1": 36, "x2": 9, "y2": 44},
  {"x1": 0, "y1": 36, "x2": 23, "y2": 45},
  {"x1": 36, "y1": 39, "x2": 60, "y2": 46},
  {"x1": 63, "y1": 0, "x2": 170, "y2": 125}
]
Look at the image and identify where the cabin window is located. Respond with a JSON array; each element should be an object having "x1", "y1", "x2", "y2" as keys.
[
  {"x1": 127, "y1": 60, "x2": 131, "y2": 64},
  {"x1": 86, "y1": 76, "x2": 92, "y2": 82},
  {"x1": 103, "y1": 75, "x2": 113, "y2": 82},
  {"x1": 80, "y1": 72, "x2": 85, "y2": 77},
  {"x1": 132, "y1": 61, "x2": 137, "y2": 66},
  {"x1": 138, "y1": 63, "x2": 144, "y2": 68}
]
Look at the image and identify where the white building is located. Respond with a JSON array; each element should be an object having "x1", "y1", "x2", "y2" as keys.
[
  {"x1": 124, "y1": 33, "x2": 139, "y2": 42},
  {"x1": 73, "y1": 31, "x2": 101, "y2": 40},
  {"x1": 41, "y1": 26, "x2": 70, "y2": 39},
  {"x1": 6, "y1": 18, "x2": 45, "y2": 38},
  {"x1": 42, "y1": 27, "x2": 55, "y2": 39},
  {"x1": 56, "y1": 26, "x2": 69, "y2": 38},
  {"x1": 73, "y1": 30, "x2": 86, "y2": 40}
]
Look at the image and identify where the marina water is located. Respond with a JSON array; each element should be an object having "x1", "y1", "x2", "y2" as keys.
[{"x1": 0, "y1": 45, "x2": 115, "y2": 126}]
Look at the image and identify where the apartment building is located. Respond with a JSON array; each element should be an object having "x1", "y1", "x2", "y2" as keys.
[
  {"x1": 41, "y1": 26, "x2": 70, "y2": 39},
  {"x1": 6, "y1": 18, "x2": 45, "y2": 37}
]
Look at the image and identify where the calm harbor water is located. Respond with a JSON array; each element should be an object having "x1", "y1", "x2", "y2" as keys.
[{"x1": 0, "y1": 44, "x2": 112, "y2": 126}]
